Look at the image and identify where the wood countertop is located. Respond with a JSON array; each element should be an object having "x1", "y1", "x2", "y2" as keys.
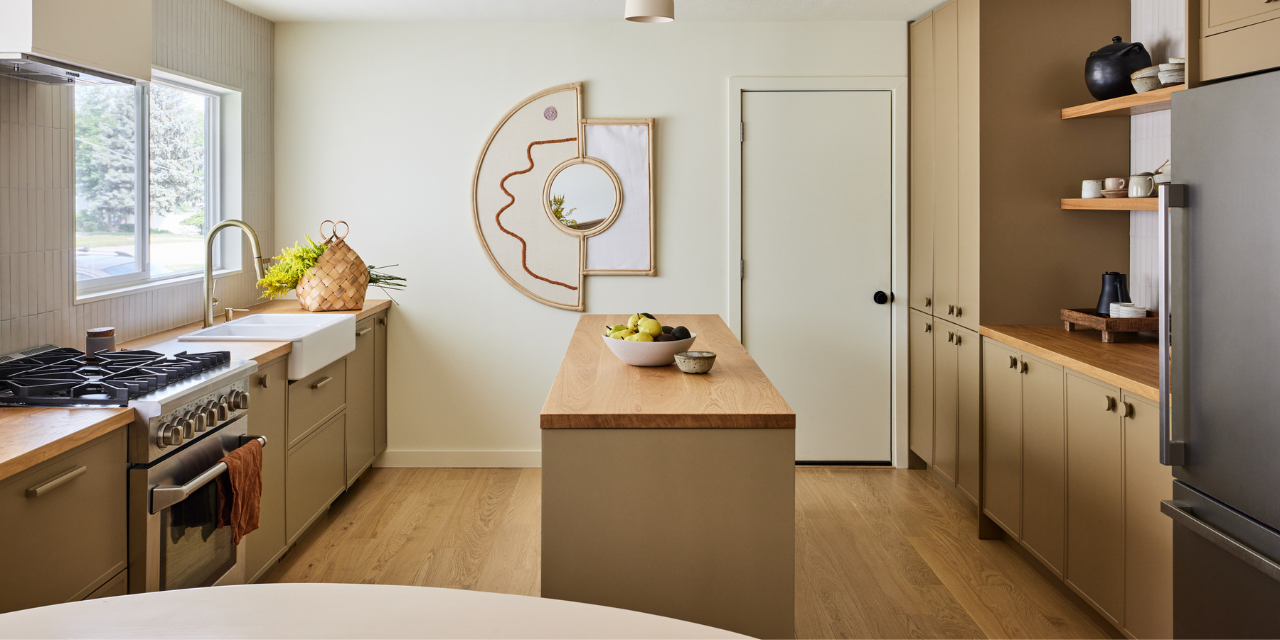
[
  {"x1": 541, "y1": 314, "x2": 794, "y2": 430},
  {"x1": 980, "y1": 325, "x2": 1159, "y2": 401},
  {"x1": 0, "y1": 299, "x2": 393, "y2": 483}
]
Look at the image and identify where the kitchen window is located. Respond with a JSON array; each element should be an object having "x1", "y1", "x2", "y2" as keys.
[{"x1": 75, "y1": 74, "x2": 231, "y2": 299}]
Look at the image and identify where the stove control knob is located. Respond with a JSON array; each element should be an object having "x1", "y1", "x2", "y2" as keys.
[
  {"x1": 192, "y1": 410, "x2": 208, "y2": 433},
  {"x1": 180, "y1": 412, "x2": 197, "y2": 438},
  {"x1": 156, "y1": 422, "x2": 171, "y2": 449},
  {"x1": 231, "y1": 390, "x2": 249, "y2": 410},
  {"x1": 167, "y1": 426, "x2": 183, "y2": 446},
  {"x1": 216, "y1": 396, "x2": 230, "y2": 420},
  {"x1": 203, "y1": 404, "x2": 219, "y2": 427},
  {"x1": 157, "y1": 423, "x2": 182, "y2": 447}
]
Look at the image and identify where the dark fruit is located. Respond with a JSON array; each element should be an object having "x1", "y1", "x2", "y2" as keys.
[
  {"x1": 672, "y1": 326, "x2": 691, "y2": 341},
  {"x1": 641, "y1": 312, "x2": 655, "y2": 320},
  {"x1": 654, "y1": 334, "x2": 677, "y2": 342},
  {"x1": 661, "y1": 326, "x2": 674, "y2": 334}
]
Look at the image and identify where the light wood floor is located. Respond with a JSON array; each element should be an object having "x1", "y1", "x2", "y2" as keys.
[{"x1": 265, "y1": 466, "x2": 1108, "y2": 639}]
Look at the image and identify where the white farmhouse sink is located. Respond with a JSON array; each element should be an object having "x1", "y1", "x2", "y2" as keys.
[{"x1": 180, "y1": 313, "x2": 356, "y2": 380}]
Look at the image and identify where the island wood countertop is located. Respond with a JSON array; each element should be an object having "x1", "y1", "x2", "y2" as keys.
[
  {"x1": 0, "y1": 299, "x2": 392, "y2": 483},
  {"x1": 541, "y1": 314, "x2": 794, "y2": 430},
  {"x1": 980, "y1": 324, "x2": 1159, "y2": 401}
]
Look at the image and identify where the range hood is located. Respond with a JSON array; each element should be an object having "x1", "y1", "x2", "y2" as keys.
[{"x1": 0, "y1": 53, "x2": 133, "y2": 86}]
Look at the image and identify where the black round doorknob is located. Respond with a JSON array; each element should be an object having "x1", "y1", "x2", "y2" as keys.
[{"x1": 873, "y1": 291, "x2": 890, "y2": 305}]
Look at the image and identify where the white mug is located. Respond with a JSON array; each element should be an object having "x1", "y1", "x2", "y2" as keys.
[
  {"x1": 1129, "y1": 174, "x2": 1155, "y2": 197},
  {"x1": 1082, "y1": 180, "x2": 1104, "y2": 198},
  {"x1": 1105, "y1": 177, "x2": 1127, "y2": 190}
]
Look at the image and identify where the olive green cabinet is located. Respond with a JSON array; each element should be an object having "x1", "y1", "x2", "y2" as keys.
[
  {"x1": 1065, "y1": 372, "x2": 1125, "y2": 628},
  {"x1": 245, "y1": 356, "x2": 288, "y2": 583},
  {"x1": 909, "y1": 310, "x2": 935, "y2": 464},
  {"x1": 981, "y1": 338, "x2": 1022, "y2": 537},
  {"x1": 346, "y1": 316, "x2": 378, "y2": 487},
  {"x1": 1020, "y1": 354, "x2": 1065, "y2": 577},
  {"x1": 0, "y1": 430, "x2": 127, "y2": 613},
  {"x1": 1122, "y1": 394, "x2": 1173, "y2": 640}
]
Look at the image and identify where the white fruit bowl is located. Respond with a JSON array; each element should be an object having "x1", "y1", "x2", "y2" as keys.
[{"x1": 602, "y1": 333, "x2": 697, "y2": 367}]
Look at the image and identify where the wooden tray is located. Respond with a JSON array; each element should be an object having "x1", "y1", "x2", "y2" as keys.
[{"x1": 1061, "y1": 308, "x2": 1158, "y2": 343}]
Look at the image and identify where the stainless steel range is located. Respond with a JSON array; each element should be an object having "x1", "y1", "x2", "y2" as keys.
[{"x1": 0, "y1": 344, "x2": 263, "y2": 593}]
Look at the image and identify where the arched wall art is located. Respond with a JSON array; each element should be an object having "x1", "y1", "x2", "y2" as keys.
[{"x1": 472, "y1": 83, "x2": 655, "y2": 311}]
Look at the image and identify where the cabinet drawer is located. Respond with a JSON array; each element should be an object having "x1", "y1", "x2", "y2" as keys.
[
  {"x1": 1204, "y1": 0, "x2": 1280, "y2": 35},
  {"x1": 287, "y1": 359, "x2": 346, "y2": 448},
  {"x1": 286, "y1": 412, "x2": 346, "y2": 544},
  {"x1": 1201, "y1": 15, "x2": 1280, "y2": 80},
  {"x1": 0, "y1": 430, "x2": 127, "y2": 613}
]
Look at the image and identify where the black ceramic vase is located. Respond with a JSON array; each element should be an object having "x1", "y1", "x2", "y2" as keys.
[
  {"x1": 1085, "y1": 36, "x2": 1152, "y2": 101},
  {"x1": 1096, "y1": 272, "x2": 1132, "y2": 316}
]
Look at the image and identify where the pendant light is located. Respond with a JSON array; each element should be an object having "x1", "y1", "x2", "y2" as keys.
[{"x1": 625, "y1": 0, "x2": 674, "y2": 23}]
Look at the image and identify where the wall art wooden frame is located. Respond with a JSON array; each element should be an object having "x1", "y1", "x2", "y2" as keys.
[{"x1": 472, "y1": 83, "x2": 656, "y2": 312}]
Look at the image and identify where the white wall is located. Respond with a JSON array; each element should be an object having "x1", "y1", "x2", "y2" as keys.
[{"x1": 274, "y1": 20, "x2": 907, "y2": 466}]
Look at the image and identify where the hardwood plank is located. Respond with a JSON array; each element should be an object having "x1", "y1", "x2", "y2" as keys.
[
  {"x1": 540, "y1": 314, "x2": 794, "y2": 429},
  {"x1": 980, "y1": 325, "x2": 1159, "y2": 401},
  {"x1": 1060, "y1": 85, "x2": 1186, "y2": 119},
  {"x1": 269, "y1": 467, "x2": 1108, "y2": 639},
  {"x1": 0, "y1": 408, "x2": 132, "y2": 483}
]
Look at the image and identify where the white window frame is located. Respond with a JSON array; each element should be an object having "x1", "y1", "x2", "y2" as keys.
[{"x1": 75, "y1": 69, "x2": 244, "y2": 304}]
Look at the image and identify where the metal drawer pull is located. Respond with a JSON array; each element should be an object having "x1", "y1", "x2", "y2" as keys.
[
  {"x1": 1009, "y1": 356, "x2": 1018, "y2": 369},
  {"x1": 27, "y1": 466, "x2": 87, "y2": 498},
  {"x1": 954, "y1": 306, "x2": 963, "y2": 317},
  {"x1": 1105, "y1": 395, "x2": 1117, "y2": 412},
  {"x1": 150, "y1": 436, "x2": 268, "y2": 514},
  {"x1": 1161, "y1": 500, "x2": 1280, "y2": 584},
  {"x1": 947, "y1": 332, "x2": 955, "y2": 343},
  {"x1": 311, "y1": 376, "x2": 333, "y2": 390},
  {"x1": 925, "y1": 323, "x2": 932, "y2": 333},
  {"x1": 260, "y1": 374, "x2": 269, "y2": 389},
  {"x1": 1021, "y1": 361, "x2": 1028, "y2": 374},
  {"x1": 954, "y1": 334, "x2": 962, "y2": 346},
  {"x1": 379, "y1": 317, "x2": 387, "y2": 326},
  {"x1": 1124, "y1": 402, "x2": 1135, "y2": 419},
  {"x1": 357, "y1": 327, "x2": 372, "y2": 337},
  {"x1": 947, "y1": 305, "x2": 955, "y2": 315},
  {"x1": 924, "y1": 297, "x2": 932, "y2": 307}
]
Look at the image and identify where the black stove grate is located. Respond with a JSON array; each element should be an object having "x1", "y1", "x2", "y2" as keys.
[{"x1": 0, "y1": 348, "x2": 232, "y2": 407}]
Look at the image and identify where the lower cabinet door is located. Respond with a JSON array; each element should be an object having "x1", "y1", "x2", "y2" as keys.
[
  {"x1": 955, "y1": 327, "x2": 981, "y2": 504},
  {"x1": 981, "y1": 338, "x2": 1022, "y2": 536},
  {"x1": 1123, "y1": 394, "x2": 1173, "y2": 639},
  {"x1": 932, "y1": 321, "x2": 960, "y2": 483},
  {"x1": 0, "y1": 430, "x2": 126, "y2": 613},
  {"x1": 1021, "y1": 354, "x2": 1066, "y2": 576},
  {"x1": 246, "y1": 357, "x2": 288, "y2": 583},
  {"x1": 346, "y1": 317, "x2": 377, "y2": 487},
  {"x1": 909, "y1": 310, "x2": 935, "y2": 464},
  {"x1": 1066, "y1": 372, "x2": 1125, "y2": 627},
  {"x1": 286, "y1": 412, "x2": 347, "y2": 545}
]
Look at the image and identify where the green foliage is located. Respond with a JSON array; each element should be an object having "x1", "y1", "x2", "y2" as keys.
[
  {"x1": 181, "y1": 212, "x2": 205, "y2": 229},
  {"x1": 256, "y1": 236, "x2": 329, "y2": 300},
  {"x1": 549, "y1": 194, "x2": 577, "y2": 229}
]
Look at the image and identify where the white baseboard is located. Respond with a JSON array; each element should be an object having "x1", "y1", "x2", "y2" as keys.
[{"x1": 375, "y1": 450, "x2": 542, "y2": 468}]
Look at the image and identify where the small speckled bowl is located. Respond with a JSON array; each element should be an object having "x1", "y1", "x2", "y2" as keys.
[{"x1": 674, "y1": 351, "x2": 716, "y2": 374}]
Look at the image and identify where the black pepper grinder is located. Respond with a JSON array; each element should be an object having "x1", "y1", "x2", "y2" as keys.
[{"x1": 1096, "y1": 272, "x2": 1132, "y2": 316}]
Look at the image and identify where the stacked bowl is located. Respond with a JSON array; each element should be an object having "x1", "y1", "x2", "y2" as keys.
[
  {"x1": 1109, "y1": 302, "x2": 1149, "y2": 319},
  {"x1": 1130, "y1": 57, "x2": 1185, "y2": 93}
]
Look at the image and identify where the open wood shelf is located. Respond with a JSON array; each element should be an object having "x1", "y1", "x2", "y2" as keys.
[
  {"x1": 1062, "y1": 198, "x2": 1158, "y2": 211},
  {"x1": 1061, "y1": 85, "x2": 1187, "y2": 119}
]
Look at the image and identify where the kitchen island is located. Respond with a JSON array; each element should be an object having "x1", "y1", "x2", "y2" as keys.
[{"x1": 541, "y1": 314, "x2": 795, "y2": 639}]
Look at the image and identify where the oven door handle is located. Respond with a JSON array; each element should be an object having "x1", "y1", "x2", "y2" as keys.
[{"x1": 150, "y1": 435, "x2": 267, "y2": 514}]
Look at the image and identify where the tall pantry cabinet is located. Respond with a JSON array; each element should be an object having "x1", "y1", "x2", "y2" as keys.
[{"x1": 908, "y1": 0, "x2": 1132, "y2": 506}]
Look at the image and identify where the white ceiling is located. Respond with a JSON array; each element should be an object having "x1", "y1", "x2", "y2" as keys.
[{"x1": 225, "y1": 0, "x2": 939, "y2": 23}]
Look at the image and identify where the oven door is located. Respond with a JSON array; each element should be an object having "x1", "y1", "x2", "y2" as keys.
[{"x1": 129, "y1": 415, "x2": 251, "y2": 594}]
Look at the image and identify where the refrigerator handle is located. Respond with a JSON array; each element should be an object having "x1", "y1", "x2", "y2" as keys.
[
  {"x1": 1162, "y1": 500, "x2": 1280, "y2": 584},
  {"x1": 1158, "y1": 183, "x2": 1187, "y2": 466}
]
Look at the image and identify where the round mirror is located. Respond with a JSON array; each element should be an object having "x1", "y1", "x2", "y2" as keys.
[{"x1": 544, "y1": 159, "x2": 621, "y2": 236}]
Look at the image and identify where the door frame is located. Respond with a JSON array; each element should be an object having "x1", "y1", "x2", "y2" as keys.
[{"x1": 728, "y1": 76, "x2": 910, "y2": 468}]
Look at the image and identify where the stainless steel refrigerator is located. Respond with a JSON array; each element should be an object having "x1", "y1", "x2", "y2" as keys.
[{"x1": 1161, "y1": 68, "x2": 1280, "y2": 638}]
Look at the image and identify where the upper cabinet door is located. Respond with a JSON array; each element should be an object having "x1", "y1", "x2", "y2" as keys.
[
  {"x1": 954, "y1": 0, "x2": 980, "y2": 331},
  {"x1": 909, "y1": 15, "x2": 936, "y2": 314},
  {"x1": 931, "y1": 1, "x2": 960, "y2": 323},
  {"x1": 909, "y1": 310, "x2": 936, "y2": 464}
]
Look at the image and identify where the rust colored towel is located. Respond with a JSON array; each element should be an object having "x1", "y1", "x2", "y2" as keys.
[{"x1": 215, "y1": 439, "x2": 262, "y2": 544}]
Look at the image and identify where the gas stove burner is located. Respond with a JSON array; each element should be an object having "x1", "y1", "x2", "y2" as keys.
[{"x1": 0, "y1": 348, "x2": 232, "y2": 407}]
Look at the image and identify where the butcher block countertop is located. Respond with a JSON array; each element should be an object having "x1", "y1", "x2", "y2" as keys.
[
  {"x1": 980, "y1": 324, "x2": 1159, "y2": 401},
  {"x1": 541, "y1": 314, "x2": 794, "y2": 430},
  {"x1": 0, "y1": 299, "x2": 392, "y2": 483}
]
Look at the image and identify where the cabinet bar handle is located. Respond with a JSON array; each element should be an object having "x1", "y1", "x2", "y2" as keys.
[
  {"x1": 27, "y1": 466, "x2": 87, "y2": 497},
  {"x1": 357, "y1": 327, "x2": 372, "y2": 337},
  {"x1": 312, "y1": 376, "x2": 333, "y2": 390}
]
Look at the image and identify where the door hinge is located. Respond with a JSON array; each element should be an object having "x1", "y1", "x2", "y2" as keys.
[
  {"x1": 740, "y1": 122, "x2": 744, "y2": 143},
  {"x1": 740, "y1": 258, "x2": 744, "y2": 280}
]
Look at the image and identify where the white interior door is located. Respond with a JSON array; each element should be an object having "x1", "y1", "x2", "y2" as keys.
[{"x1": 742, "y1": 90, "x2": 893, "y2": 463}]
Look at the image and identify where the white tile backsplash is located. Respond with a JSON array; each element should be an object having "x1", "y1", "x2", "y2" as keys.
[
  {"x1": 0, "y1": 0, "x2": 273, "y2": 354},
  {"x1": 1129, "y1": 0, "x2": 1184, "y2": 311}
]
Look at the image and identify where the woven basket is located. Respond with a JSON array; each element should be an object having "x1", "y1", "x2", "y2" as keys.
[{"x1": 296, "y1": 220, "x2": 370, "y2": 312}]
